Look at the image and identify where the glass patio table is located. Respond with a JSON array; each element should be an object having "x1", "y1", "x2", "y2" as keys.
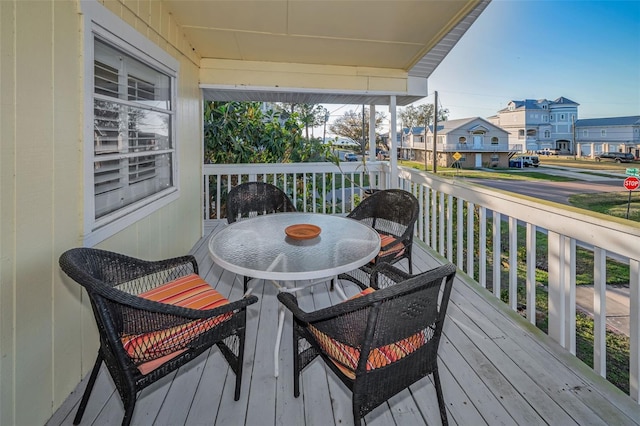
[{"x1": 208, "y1": 212, "x2": 380, "y2": 376}]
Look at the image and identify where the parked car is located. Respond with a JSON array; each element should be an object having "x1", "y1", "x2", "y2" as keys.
[
  {"x1": 536, "y1": 148, "x2": 560, "y2": 156},
  {"x1": 594, "y1": 152, "x2": 635, "y2": 163},
  {"x1": 512, "y1": 155, "x2": 539, "y2": 167},
  {"x1": 343, "y1": 152, "x2": 358, "y2": 162}
]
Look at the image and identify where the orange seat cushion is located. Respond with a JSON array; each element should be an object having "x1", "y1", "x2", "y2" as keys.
[
  {"x1": 121, "y1": 274, "x2": 231, "y2": 373},
  {"x1": 374, "y1": 234, "x2": 406, "y2": 262},
  {"x1": 308, "y1": 286, "x2": 428, "y2": 379}
]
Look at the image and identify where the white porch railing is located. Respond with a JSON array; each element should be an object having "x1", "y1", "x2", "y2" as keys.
[
  {"x1": 397, "y1": 166, "x2": 639, "y2": 403},
  {"x1": 203, "y1": 161, "x2": 388, "y2": 220},
  {"x1": 202, "y1": 161, "x2": 640, "y2": 403}
]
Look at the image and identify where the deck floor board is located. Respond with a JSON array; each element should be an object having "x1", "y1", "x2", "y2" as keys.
[{"x1": 46, "y1": 222, "x2": 640, "y2": 426}]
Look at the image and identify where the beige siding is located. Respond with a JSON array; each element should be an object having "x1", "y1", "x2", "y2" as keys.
[{"x1": 0, "y1": 0, "x2": 203, "y2": 424}]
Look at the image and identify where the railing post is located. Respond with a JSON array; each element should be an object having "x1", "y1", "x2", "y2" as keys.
[{"x1": 548, "y1": 232, "x2": 573, "y2": 350}]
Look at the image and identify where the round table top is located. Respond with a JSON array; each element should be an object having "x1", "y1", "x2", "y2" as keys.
[{"x1": 208, "y1": 213, "x2": 380, "y2": 281}]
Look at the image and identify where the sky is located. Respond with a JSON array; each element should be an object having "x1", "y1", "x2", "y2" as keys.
[{"x1": 322, "y1": 0, "x2": 640, "y2": 132}]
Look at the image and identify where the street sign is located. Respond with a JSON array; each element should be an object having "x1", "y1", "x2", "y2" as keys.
[
  {"x1": 623, "y1": 176, "x2": 640, "y2": 191},
  {"x1": 626, "y1": 168, "x2": 639, "y2": 177},
  {"x1": 452, "y1": 152, "x2": 462, "y2": 161}
]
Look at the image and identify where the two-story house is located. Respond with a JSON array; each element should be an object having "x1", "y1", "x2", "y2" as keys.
[
  {"x1": 399, "y1": 118, "x2": 512, "y2": 168},
  {"x1": 575, "y1": 116, "x2": 640, "y2": 158},
  {"x1": 488, "y1": 97, "x2": 579, "y2": 153}
]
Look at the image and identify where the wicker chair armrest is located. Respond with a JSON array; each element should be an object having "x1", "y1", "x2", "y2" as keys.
[{"x1": 369, "y1": 262, "x2": 412, "y2": 288}]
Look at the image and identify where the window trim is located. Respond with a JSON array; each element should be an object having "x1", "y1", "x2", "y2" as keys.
[{"x1": 82, "y1": 1, "x2": 180, "y2": 246}]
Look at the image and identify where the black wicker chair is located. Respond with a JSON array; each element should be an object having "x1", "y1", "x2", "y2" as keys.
[
  {"x1": 226, "y1": 181, "x2": 296, "y2": 292},
  {"x1": 338, "y1": 189, "x2": 419, "y2": 288},
  {"x1": 278, "y1": 262, "x2": 457, "y2": 425},
  {"x1": 59, "y1": 248, "x2": 258, "y2": 426}
]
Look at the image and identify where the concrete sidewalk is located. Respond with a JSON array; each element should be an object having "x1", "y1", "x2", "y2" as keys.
[{"x1": 575, "y1": 285, "x2": 630, "y2": 336}]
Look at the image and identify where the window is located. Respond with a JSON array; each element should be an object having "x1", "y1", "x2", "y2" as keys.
[
  {"x1": 544, "y1": 130, "x2": 550, "y2": 138},
  {"x1": 459, "y1": 136, "x2": 467, "y2": 144},
  {"x1": 583, "y1": 130, "x2": 588, "y2": 137},
  {"x1": 527, "y1": 129, "x2": 537, "y2": 137},
  {"x1": 560, "y1": 114, "x2": 565, "y2": 120},
  {"x1": 84, "y1": 2, "x2": 179, "y2": 245},
  {"x1": 518, "y1": 129, "x2": 525, "y2": 139},
  {"x1": 601, "y1": 129, "x2": 607, "y2": 137},
  {"x1": 491, "y1": 137, "x2": 499, "y2": 144}
]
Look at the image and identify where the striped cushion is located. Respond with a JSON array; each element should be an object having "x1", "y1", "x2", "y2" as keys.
[
  {"x1": 309, "y1": 326, "x2": 429, "y2": 380},
  {"x1": 373, "y1": 234, "x2": 406, "y2": 262},
  {"x1": 121, "y1": 274, "x2": 231, "y2": 373},
  {"x1": 309, "y1": 286, "x2": 427, "y2": 379}
]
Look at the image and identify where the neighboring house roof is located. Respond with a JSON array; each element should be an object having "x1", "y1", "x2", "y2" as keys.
[
  {"x1": 497, "y1": 97, "x2": 579, "y2": 113},
  {"x1": 429, "y1": 117, "x2": 508, "y2": 135},
  {"x1": 553, "y1": 96, "x2": 579, "y2": 105},
  {"x1": 575, "y1": 116, "x2": 640, "y2": 127}
]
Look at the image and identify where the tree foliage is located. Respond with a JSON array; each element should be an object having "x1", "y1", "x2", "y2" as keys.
[
  {"x1": 328, "y1": 108, "x2": 386, "y2": 153},
  {"x1": 275, "y1": 103, "x2": 329, "y2": 141},
  {"x1": 203, "y1": 101, "x2": 330, "y2": 164},
  {"x1": 399, "y1": 104, "x2": 449, "y2": 129}
]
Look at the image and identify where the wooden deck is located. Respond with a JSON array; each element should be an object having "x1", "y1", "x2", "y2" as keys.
[{"x1": 48, "y1": 221, "x2": 640, "y2": 426}]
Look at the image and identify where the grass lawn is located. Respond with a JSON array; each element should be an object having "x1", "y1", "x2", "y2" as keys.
[
  {"x1": 398, "y1": 160, "x2": 576, "y2": 181},
  {"x1": 570, "y1": 191, "x2": 640, "y2": 221},
  {"x1": 539, "y1": 156, "x2": 639, "y2": 171}
]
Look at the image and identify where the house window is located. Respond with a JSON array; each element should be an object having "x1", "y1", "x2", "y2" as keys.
[
  {"x1": 84, "y1": 3, "x2": 179, "y2": 245},
  {"x1": 583, "y1": 130, "x2": 588, "y2": 137},
  {"x1": 550, "y1": 114, "x2": 554, "y2": 121},
  {"x1": 459, "y1": 136, "x2": 467, "y2": 144},
  {"x1": 518, "y1": 129, "x2": 525, "y2": 139},
  {"x1": 544, "y1": 130, "x2": 550, "y2": 138},
  {"x1": 527, "y1": 129, "x2": 537, "y2": 137},
  {"x1": 560, "y1": 114, "x2": 565, "y2": 120},
  {"x1": 601, "y1": 129, "x2": 607, "y2": 137},
  {"x1": 491, "y1": 137, "x2": 499, "y2": 144}
]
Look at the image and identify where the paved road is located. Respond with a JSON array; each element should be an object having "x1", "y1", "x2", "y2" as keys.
[{"x1": 468, "y1": 166, "x2": 627, "y2": 205}]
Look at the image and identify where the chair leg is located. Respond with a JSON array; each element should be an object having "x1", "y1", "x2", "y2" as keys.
[
  {"x1": 73, "y1": 352, "x2": 103, "y2": 425},
  {"x1": 234, "y1": 326, "x2": 246, "y2": 401},
  {"x1": 243, "y1": 276, "x2": 249, "y2": 294},
  {"x1": 121, "y1": 399, "x2": 135, "y2": 426},
  {"x1": 432, "y1": 368, "x2": 448, "y2": 426},
  {"x1": 293, "y1": 330, "x2": 301, "y2": 398}
]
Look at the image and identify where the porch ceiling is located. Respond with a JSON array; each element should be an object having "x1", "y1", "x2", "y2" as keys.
[{"x1": 164, "y1": 0, "x2": 491, "y2": 106}]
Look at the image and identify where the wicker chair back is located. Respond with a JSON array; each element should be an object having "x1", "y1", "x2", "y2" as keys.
[{"x1": 226, "y1": 181, "x2": 296, "y2": 224}]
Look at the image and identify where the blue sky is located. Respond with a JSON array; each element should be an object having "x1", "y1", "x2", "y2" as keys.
[
  {"x1": 426, "y1": 0, "x2": 640, "y2": 120},
  {"x1": 324, "y1": 0, "x2": 639, "y2": 129}
]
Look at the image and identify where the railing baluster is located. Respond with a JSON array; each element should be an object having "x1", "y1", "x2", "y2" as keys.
[
  {"x1": 630, "y1": 259, "x2": 640, "y2": 402},
  {"x1": 466, "y1": 202, "x2": 474, "y2": 280},
  {"x1": 508, "y1": 216, "x2": 518, "y2": 310},
  {"x1": 526, "y1": 223, "x2": 536, "y2": 325},
  {"x1": 594, "y1": 247, "x2": 607, "y2": 377},
  {"x1": 479, "y1": 206, "x2": 487, "y2": 288},
  {"x1": 493, "y1": 211, "x2": 501, "y2": 299}
]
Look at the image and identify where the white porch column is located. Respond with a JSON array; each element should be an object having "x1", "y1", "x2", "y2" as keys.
[
  {"x1": 369, "y1": 104, "x2": 376, "y2": 164},
  {"x1": 389, "y1": 95, "x2": 398, "y2": 188}
]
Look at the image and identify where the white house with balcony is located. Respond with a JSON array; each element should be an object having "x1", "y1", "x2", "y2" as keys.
[
  {"x1": 575, "y1": 116, "x2": 640, "y2": 158},
  {"x1": 399, "y1": 117, "x2": 514, "y2": 168},
  {"x1": 488, "y1": 97, "x2": 579, "y2": 153}
]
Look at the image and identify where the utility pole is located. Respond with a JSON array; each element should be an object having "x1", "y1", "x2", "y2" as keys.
[{"x1": 433, "y1": 91, "x2": 438, "y2": 173}]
